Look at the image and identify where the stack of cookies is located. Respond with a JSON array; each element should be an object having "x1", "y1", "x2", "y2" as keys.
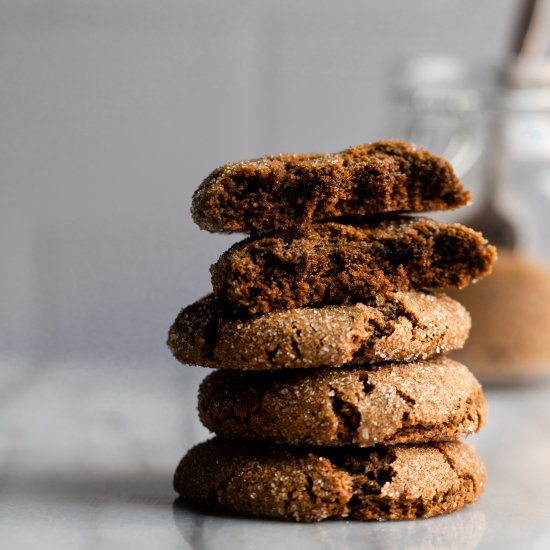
[{"x1": 169, "y1": 140, "x2": 496, "y2": 522}]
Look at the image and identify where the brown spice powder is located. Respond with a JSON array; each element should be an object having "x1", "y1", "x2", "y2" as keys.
[{"x1": 449, "y1": 250, "x2": 550, "y2": 383}]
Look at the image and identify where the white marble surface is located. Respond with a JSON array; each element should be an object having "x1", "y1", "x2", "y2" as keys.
[{"x1": 2, "y1": 357, "x2": 550, "y2": 550}]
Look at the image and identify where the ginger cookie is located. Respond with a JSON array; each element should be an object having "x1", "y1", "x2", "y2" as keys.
[
  {"x1": 211, "y1": 216, "x2": 497, "y2": 314},
  {"x1": 192, "y1": 140, "x2": 470, "y2": 233},
  {"x1": 174, "y1": 437, "x2": 486, "y2": 521},
  {"x1": 167, "y1": 291, "x2": 470, "y2": 370},
  {"x1": 198, "y1": 357, "x2": 486, "y2": 447}
]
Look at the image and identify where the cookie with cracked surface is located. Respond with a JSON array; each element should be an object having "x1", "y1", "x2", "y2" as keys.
[
  {"x1": 192, "y1": 140, "x2": 470, "y2": 233},
  {"x1": 198, "y1": 357, "x2": 485, "y2": 447},
  {"x1": 211, "y1": 216, "x2": 497, "y2": 314},
  {"x1": 174, "y1": 437, "x2": 486, "y2": 521},
  {"x1": 167, "y1": 291, "x2": 470, "y2": 370}
]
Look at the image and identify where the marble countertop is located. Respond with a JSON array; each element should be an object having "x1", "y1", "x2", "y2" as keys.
[{"x1": 2, "y1": 357, "x2": 550, "y2": 550}]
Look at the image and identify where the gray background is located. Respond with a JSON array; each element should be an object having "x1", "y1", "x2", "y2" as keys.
[{"x1": 1, "y1": 0, "x2": 520, "y2": 364}]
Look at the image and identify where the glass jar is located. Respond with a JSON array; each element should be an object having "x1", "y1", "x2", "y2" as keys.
[{"x1": 395, "y1": 57, "x2": 550, "y2": 384}]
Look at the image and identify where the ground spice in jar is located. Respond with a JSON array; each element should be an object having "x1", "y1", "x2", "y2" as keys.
[{"x1": 449, "y1": 250, "x2": 550, "y2": 384}]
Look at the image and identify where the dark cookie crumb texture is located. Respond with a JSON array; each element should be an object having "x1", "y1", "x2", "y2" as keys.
[
  {"x1": 198, "y1": 357, "x2": 486, "y2": 447},
  {"x1": 211, "y1": 216, "x2": 497, "y2": 314},
  {"x1": 167, "y1": 291, "x2": 471, "y2": 370},
  {"x1": 174, "y1": 438, "x2": 486, "y2": 522},
  {"x1": 192, "y1": 140, "x2": 471, "y2": 233}
]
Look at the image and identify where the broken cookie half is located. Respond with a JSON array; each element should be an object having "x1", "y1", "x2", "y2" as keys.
[
  {"x1": 192, "y1": 140, "x2": 470, "y2": 233},
  {"x1": 211, "y1": 216, "x2": 496, "y2": 314}
]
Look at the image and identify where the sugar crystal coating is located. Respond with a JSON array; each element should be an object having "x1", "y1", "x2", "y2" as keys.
[
  {"x1": 174, "y1": 438, "x2": 486, "y2": 522},
  {"x1": 167, "y1": 291, "x2": 471, "y2": 370},
  {"x1": 198, "y1": 356, "x2": 486, "y2": 446}
]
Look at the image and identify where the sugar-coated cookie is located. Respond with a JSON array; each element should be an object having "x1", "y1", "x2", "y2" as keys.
[
  {"x1": 167, "y1": 291, "x2": 470, "y2": 370},
  {"x1": 198, "y1": 357, "x2": 485, "y2": 446},
  {"x1": 174, "y1": 437, "x2": 486, "y2": 521}
]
